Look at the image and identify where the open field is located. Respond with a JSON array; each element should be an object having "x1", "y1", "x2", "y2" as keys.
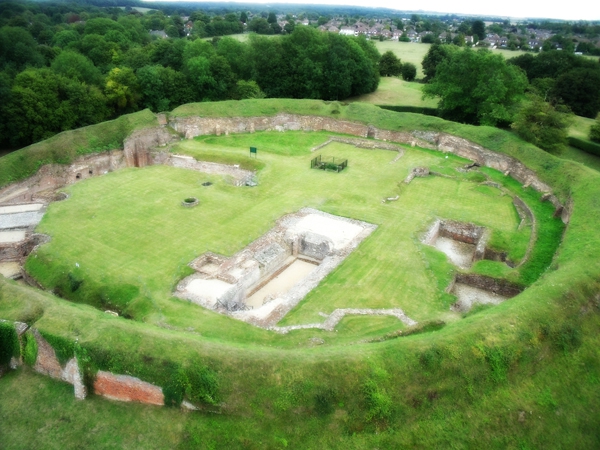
[
  {"x1": 1, "y1": 100, "x2": 599, "y2": 448},
  {"x1": 347, "y1": 77, "x2": 437, "y2": 107}
]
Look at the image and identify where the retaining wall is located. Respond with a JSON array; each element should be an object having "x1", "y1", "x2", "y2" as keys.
[{"x1": 0, "y1": 319, "x2": 167, "y2": 405}]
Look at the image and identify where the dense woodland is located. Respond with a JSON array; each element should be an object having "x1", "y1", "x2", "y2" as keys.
[
  {"x1": 0, "y1": 1, "x2": 380, "y2": 148},
  {"x1": 1, "y1": 0, "x2": 600, "y2": 152}
]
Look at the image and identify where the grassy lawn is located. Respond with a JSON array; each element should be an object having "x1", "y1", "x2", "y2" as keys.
[
  {"x1": 347, "y1": 77, "x2": 437, "y2": 107},
  {"x1": 26, "y1": 130, "x2": 540, "y2": 340}
]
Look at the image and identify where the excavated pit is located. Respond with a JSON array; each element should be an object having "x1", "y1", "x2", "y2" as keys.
[
  {"x1": 423, "y1": 219, "x2": 488, "y2": 269},
  {"x1": 450, "y1": 274, "x2": 523, "y2": 313},
  {"x1": 175, "y1": 208, "x2": 380, "y2": 328}
]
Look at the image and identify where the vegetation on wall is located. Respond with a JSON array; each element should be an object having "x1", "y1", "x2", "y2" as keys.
[{"x1": 0, "y1": 321, "x2": 19, "y2": 366}]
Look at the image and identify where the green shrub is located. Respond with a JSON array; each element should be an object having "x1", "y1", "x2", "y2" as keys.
[
  {"x1": 363, "y1": 379, "x2": 393, "y2": 422},
  {"x1": 22, "y1": 331, "x2": 38, "y2": 366},
  {"x1": 185, "y1": 363, "x2": 220, "y2": 406},
  {"x1": 589, "y1": 114, "x2": 600, "y2": 143},
  {"x1": 479, "y1": 345, "x2": 515, "y2": 383},
  {"x1": 163, "y1": 366, "x2": 188, "y2": 407},
  {"x1": 314, "y1": 387, "x2": 337, "y2": 416},
  {"x1": 419, "y1": 345, "x2": 445, "y2": 371},
  {"x1": 0, "y1": 322, "x2": 20, "y2": 365}
]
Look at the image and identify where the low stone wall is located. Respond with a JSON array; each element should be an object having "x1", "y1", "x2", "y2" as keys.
[
  {"x1": 163, "y1": 114, "x2": 566, "y2": 220},
  {"x1": 94, "y1": 371, "x2": 164, "y2": 406},
  {"x1": 166, "y1": 154, "x2": 254, "y2": 187},
  {"x1": 0, "y1": 150, "x2": 126, "y2": 205},
  {"x1": 439, "y1": 220, "x2": 484, "y2": 245},
  {"x1": 454, "y1": 273, "x2": 523, "y2": 297},
  {"x1": 32, "y1": 329, "x2": 87, "y2": 400}
]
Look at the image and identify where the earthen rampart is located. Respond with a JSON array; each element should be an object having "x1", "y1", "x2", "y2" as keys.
[{"x1": 162, "y1": 114, "x2": 566, "y2": 217}]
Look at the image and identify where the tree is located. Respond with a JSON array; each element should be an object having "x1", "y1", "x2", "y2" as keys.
[
  {"x1": 553, "y1": 68, "x2": 600, "y2": 118},
  {"x1": 104, "y1": 67, "x2": 140, "y2": 114},
  {"x1": 5, "y1": 69, "x2": 109, "y2": 146},
  {"x1": 378, "y1": 50, "x2": 401, "y2": 77},
  {"x1": 421, "y1": 43, "x2": 456, "y2": 83},
  {"x1": 284, "y1": 20, "x2": 295, "y2": 35},
  {"x1": 50, "y1": 51, "x2": 103, "y2": 86},
  {"x1": 472, "y1": 20, "x2": 485, "y2": 40},
  {"x1": 267, "y1": 12, "x2": 277, "y2": 24},
  {"x1": 511, "y1": 95, "x2": 572, "y2": 153},
  {"x1": 401, "y1": 62, "x2": 417, "y2": 81},
  {"x1": 590, "y1": 114, "x2": 600, "y2": 143},
  {"x1": 240, "y1": 11, "x2": 248, "y2": 24},
  {"x1": 423, "y1": 48, "x2": 528, "y2": 126},
  {"x1": 247, "y1": 17, "x2": 272, "y2": 34},
  {"x1": 233, "y1": 80, "x2": 265, "y2": 100},
  {"x1": 0, "y1": 26, "x2": 44, "y2": 71}
]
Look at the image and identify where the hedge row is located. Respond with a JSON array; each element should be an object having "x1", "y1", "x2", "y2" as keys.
[
  {"x1": 568, "y1": 136, "x2": 600, "y2": 156},
  {"x1": 377, "y1": 105, "x2": 439, "y2": 116}
]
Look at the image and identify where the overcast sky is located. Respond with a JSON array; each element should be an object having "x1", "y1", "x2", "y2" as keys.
[{"x1": 146, "y1": 0, "x2": 600, "y2": 21}]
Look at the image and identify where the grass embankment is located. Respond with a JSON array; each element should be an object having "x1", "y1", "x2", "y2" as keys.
[
  {"x1": 0, "y1": 109, "x2": 158, "y2": 190},
  {"x1": 1, "y1": 100, "x2": 599, "y2": 448}
]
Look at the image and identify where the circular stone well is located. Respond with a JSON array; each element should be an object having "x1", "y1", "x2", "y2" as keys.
[{"x1": 181, "y1": 197, "x2": 199, "y2": 207}]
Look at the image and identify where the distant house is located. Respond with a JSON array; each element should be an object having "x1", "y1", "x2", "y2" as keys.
[
  {"x1": 339, "y1": 27, "x2": 354, "y2": 36},
  {"x1": 149, "y1": 30, "x2": 168, "y2": 39}
]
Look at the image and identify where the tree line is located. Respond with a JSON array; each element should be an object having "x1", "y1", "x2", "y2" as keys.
[{"x1": 0, "y1": 2, "x2": 380, "y2": 148}]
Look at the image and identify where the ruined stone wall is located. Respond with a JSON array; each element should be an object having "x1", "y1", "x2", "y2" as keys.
[
  {"x1": 123, "y1": 127, "x2": 176, "y2": 168},
  {"x1": 166, "y1": 154, "x2": 253, "y2": 186},
  {"x1": 299, "y1": 232, "x2": 333, "y2": 261},
  {"x1": 439, "y1": 220, "x2": 484, "y2": 245},
  {"x1": 455, "y1": 273, "x2": 523, "y2": 297},
  {"x1": 1, "y1": 319, "x2": 168, "y2": 405},
  {"x1": 94, "y1": 371, "x2": 164, "y2": 405},
  {"x1": 419, "y1": 133, "x2": 554, "y2": 194},
  {"x1": 0, "y1": 233, "x2": 49, "y2": 263},
  {"x1": 0, "y1": 150, "x2": 126, "y2": 205},
  {"x1": 169, "y1": 114, "x2": 370, "y2": 140}
]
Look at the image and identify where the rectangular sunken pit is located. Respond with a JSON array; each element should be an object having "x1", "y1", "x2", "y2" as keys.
[
  {"x1": 175, "y1": 208, "x2": 376, "y2": 328},
  {"x1": 422, "y1": 219, "x2": 490, "y2": 269}
]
